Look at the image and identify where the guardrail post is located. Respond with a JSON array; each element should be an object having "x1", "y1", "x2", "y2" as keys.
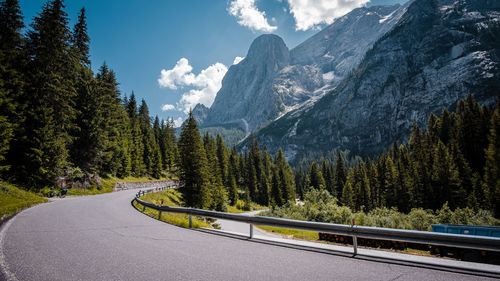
[
  {"x1": 353, "y1": 234, "x2": 358, "y2": 256},
  {"x1": 143, "y1": 205, "x2": 146, "y2": 212},
  {"x1": 158, "y1": 211, "x2": 162, "y2": 220},
  {"x1": 352, "y1": 218, "x2": 357, "y2": 256},
  {"x1": 250, "y1": 224, "x2": 254, "y2": 239},
  {"x1": 189, "y1": 214, "x2": 192, "y2": 228}
]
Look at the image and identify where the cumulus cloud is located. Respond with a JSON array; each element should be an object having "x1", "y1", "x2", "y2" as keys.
[
  {"x1": 172, "y1": 117, "x2": 184, "y2": 128},
  {"x1": 228, "y1": 0, "x2": 277, "y2": 32},
  {"x1": 233, "y1": 56, "x2": 245, "y2": 65},
  {"x1": 161, "y1": 104, "x2": 175, "y2": 111},
  {"x1": 286, "y1": 0, "x2": 370, "y2": 31},
  {"x1": 158, "y1": 58, "x2": 228, "y2": 114}
]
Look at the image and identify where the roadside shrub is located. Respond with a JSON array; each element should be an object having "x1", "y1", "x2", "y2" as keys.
[{"x1": 262, "y1": 190, "x2": 500, "y2": 231}]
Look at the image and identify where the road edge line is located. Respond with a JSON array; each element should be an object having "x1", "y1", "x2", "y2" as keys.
[{"x1": 0, "y1": 214, "x2": 20, "y2": 281}]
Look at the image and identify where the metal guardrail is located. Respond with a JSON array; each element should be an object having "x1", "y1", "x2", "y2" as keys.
[{"x1": 133, "y1": 188, "x2": 500, "y2": 256}]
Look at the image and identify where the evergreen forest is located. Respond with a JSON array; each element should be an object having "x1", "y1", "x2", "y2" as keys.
[
  {"x1": 293, "y1": 95, "x2": 500, "y2": 218},
  {"x1": 0, "y1": 0, "x2": 297, "y2": 212},
  {"x1": 0, "y1": 0, "x2": 498, "y2": 222}
]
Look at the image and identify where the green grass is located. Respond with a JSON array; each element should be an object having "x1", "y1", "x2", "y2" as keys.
[
  {"x1": 227, "y1": 199, "x2": 267, "y2": 213},
  {"x1": 136, "y1": 189, "x2": 209, "y2": 228},
  {"x1": 67, "y1": 176, "x2": 177, "y2": 196},
  {"x1": 257, "y1": 225, "x2": 319, "y2": 241},
  {"x1": 0, "y1": 181, "x2": 48, "y2": 220}
]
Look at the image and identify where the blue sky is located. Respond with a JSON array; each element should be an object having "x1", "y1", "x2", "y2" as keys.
[{"x1": 19, "y1": 0, "x2": 406, "y2": 125}]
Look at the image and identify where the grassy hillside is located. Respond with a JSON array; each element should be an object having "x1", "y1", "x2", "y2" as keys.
[
  {"x1": 135, "y1": 189, "x2": 209, "y2": 228},
  {"x1": 0, "y1": 182, "x2": 48, "y2": 220}
]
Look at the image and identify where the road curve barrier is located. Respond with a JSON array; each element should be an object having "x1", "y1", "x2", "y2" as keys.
[{"x1": 132, "y1": 188, "x2": 500, "y2": 257}]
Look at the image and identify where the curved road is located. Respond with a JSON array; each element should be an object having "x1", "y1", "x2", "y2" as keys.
[{"x1": 0, "y1": 190, "x2": 495, "y2": 281}]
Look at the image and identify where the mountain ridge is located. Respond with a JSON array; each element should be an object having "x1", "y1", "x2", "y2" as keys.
[
  {"x1": 249, "y1": 0, "x2": 500, "y2": 160},
  {"x1": 202, "y1": 3, "x2": 406, "y2": 133}
]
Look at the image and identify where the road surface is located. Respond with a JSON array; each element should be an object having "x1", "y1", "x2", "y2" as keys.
[
  {"x1": 215, "y1": 210, "x2": 282, "y2": 238},
  {"x1": 0, "y1": 190, "x2": 496, "y2": 281}
]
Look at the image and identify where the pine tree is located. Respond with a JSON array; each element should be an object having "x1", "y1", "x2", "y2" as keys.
[
  {"x1": 0, "y1": 0, "x2": 25, "y2": 173},
  {"x1": 431, "y1": 141, "x2": 461, "y2": 209},
  {"x1": 126, "y1": 93, "x2": 144, "y2": 175},
  {"x1": 178, "y1": 111, "x2": 209, "y2": 208},
  {"x1": 308, "y1": 162, "x2": 325, "y2": 190},
  {"x1": 95, "y1": 64, "x2": 131, "y2": 177},
  {"x1": 334, "y1": 152, "x2": 347, "y2": 200},
  {"x1": 227, "y1": 171, "x2": 238, "y2": 206},
  {"x1": 270, "y1": 168, "x2": 283, "y2": 207},
  {"x1": 226, "y1": 146, "x2": 239, "y2": 205},
  {"x1": 138, "y1": 99, "x2": 161, "y2": 176},
  {"x1": 322, "y1": 160, "x2": 335, "y2": 195},
  {"x1": 161, "y1": 117, "x2": 178, "y2": 173},
  {"x1": 275, "y1": 148, "x2": 295, "y2": 203},
  {"x1": 71, "y1": 64, "x2": 100, "y2": 171},
  {"x1": 258, "y1": 173, "x2": 270, "y2": 206},
  {"x1": 341, "y1": 181, "x2": 355, "y2": 210},
  {"x1": 216, "y1": 134, "x2": 229, "y2": 186},
  {"x1": 20, "y1": 0, "x2": 77, "y2": 188},
  {"x1": 71, "y1": 7, "x2": 89, "y2": 66},
  {"x1": 457, "y1": 94, "x2": 491, "y2": 174},
  {"x1": 484, "y1": 107, "x2": 500, "y2": 217}
]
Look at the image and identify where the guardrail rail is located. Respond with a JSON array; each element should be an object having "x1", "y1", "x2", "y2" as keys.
[{"x1": 132, "y1": 188, "x2": 500, "y2": 256}]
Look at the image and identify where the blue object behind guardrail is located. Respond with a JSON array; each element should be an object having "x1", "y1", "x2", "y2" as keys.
[{"x1": 432, "y1": 224, "x2": 500, "y2": 238}]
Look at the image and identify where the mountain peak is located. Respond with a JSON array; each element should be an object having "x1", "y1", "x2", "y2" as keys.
[
  {"x1": 246, "y1": 34, "x2": 290, "y2": 66},
  {"x1": 192, "y1": 103, "x2": 209, "y2": 124}
]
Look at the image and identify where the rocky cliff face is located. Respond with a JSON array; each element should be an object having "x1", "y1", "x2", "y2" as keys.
[
  {"x1": 192, "y1": 103, "x2": 209, "y2": 124},
  {"x1": 203, "y1": 34, "x2": 290, "y2": 130},
  {"x1": 252, "y1": 0, "x2": 500, "y2": 159},
  {"x1": 203, "y1": 4, "x2": 405, "y2": 131}
]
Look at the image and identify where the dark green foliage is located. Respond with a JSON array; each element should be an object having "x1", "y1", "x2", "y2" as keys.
[
  {"x1": 19, "y1": 0, "x2": 77, "y2": 188},
  {"x1": 71, "y1": 65, "x2": 100, "y2": 171},
  {"x1": 138, "y1": 99, "x2": 162, "y2": 177},
  {"x1": 296, "y1": 95, "x2": 499, "y2": 217},
  {"x1": 0, "y1": 0, "x2": 24, "y2": 172},
  {"x1": 94, "y1": 64, "x2": 131, "y2": 178},
  {"x1": 334, "y1": 152, "x2": 347, "y2": 199},
  {"x1": 307, "y1": 162, "x2": 325, "y2": 190},
  {"x1": 484, "y1": 106, "x2": 500, "y2": 217},
  {"x1": 71, "y1": 7, "x2": 89, "y2": 65},
  {"x1": 159, "y1": 118, "x2": 178, "y2": 173},
  {"x1": 275, "y1": 148, "x2": 295, "y2": 204},
  {"x1": 263, "y1": 189, "x2": 499, "y2": 231},
  {"x1": 270, "y1": 168, "x2": 283, "y2": 207},
  {"x1": 178, "y1": 112, "x2": 210, "y2": 208}
]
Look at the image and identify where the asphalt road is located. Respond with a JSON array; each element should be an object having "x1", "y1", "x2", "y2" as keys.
[
  {"x1": 215, "y1": 210, "x2": 282, "y2": 238},
  {"x1": 0, "y1": 190, "x2": 496, "y2": 281}
]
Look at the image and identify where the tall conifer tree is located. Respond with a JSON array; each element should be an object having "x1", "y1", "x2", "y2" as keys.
[{"x1": 178, "y1": 111, "x2": 209, "y2": 208}]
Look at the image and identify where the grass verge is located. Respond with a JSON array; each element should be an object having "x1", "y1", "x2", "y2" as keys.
[
  {"x1": 0, "y1": 181, "x2": 48, "y2": 220},
  {"x1": 257, "y1": 225, "x2": 319, "y2": 241},
  {"x1": 227, "y1": 199, "x2": 267, "y2": 214},
  {"x1": 135, "y1": 188, "x2": 209, "y2": 228}
]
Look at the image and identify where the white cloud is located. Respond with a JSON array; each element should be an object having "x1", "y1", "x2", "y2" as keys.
[
  {"x1": 158, "y1": 58, "x2": 228, "y2": 114},
  {"x1": 161, "y1": 104, "x2": 175, "y2": 111},
  {"x1": 286, "y1": 0, "x2": 371, "y2": 31},
  {"x1": 233, "y1": 56, "x2": 245, "y2": 65},
  {"x1": 228, "y1": 0, "x2": 277, "y2": 32},
  {"x1": 172, "y1": 117, "x2": 184, "y2": 128}
]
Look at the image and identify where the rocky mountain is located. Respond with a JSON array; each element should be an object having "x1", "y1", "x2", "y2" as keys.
[
  {"x1": 192, "y1": 103, "x2": 209, "y2": 124},
  {"x1": 202, "y1": 4, "x2": 406, "y2": 132},
  {"x1": 251, "y1": 0, "x2": 500, "y2": 160}
]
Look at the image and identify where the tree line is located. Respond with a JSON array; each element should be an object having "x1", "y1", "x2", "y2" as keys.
[
  {"x1": 0, "y1": 0, "x2": 297, "y2": 212},
  {"x1": 295, "y1": 95, "x2": 500, "y2": 217},
  {"x1": 0, "y1": 0, "x2": 180, "y2": 188},
  {"x1": 177, "y1": 113, "x2": 295, "y2": 211}
]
